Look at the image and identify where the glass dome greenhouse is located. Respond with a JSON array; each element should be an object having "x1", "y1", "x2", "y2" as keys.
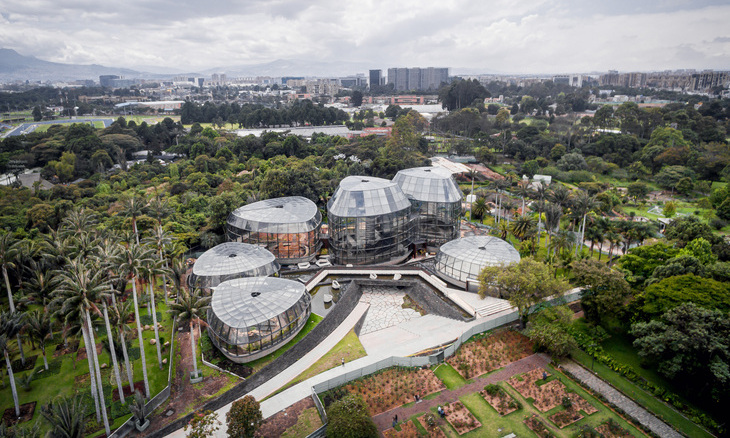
[
  {"x1": 188, "y1": 242, "x2": 280, "y2": 291},
  {"x1": 226, "y1": 196, "x2": 322, "y2": 264},
  {"x1": 206, "y1": 277, "x2": 311, "y2": 363},
  {"x1": 434, "y1": 236, "x2": 520, "y2": 288},
  {"x1": 393, "y1": 167, "x2": 463, "y2": 248},
  {"x1": 327, "y1": 176, "x2": 414, "y2": 265}
]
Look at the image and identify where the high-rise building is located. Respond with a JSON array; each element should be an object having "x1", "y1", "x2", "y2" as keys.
[
  {"x1": 99, "y1": 75, "x2": 120, "y2": 87},
  {"x1": 369, "y1": 69, "x2": 382, "y2": 89},
  {"x1": 387, "y1": 67, "x2": 448, "y2": 91}
]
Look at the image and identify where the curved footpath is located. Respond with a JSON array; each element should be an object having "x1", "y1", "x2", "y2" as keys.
[{"x1": 561, "y1": 362, "x2": 683, "y2": 438}]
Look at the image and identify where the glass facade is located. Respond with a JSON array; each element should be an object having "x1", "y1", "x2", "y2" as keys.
[
  {"x1": 206, "y1": 277, "x2": 311, "y2": 363},
  {"x1": 435, "y1": 236, "x2": 520, "y2": 287},
  {"x1": 188, "y1": 242, "x2": 280, "y2": 291},
  {"x1": 393, "y1": 167, "x2": 463, "y2": 247},
  {"x1": 328, "y1": 176, "x2": 414, "y2": 265},
  {"x1": 226, "y1": 196, "x2": 322, "y2": 264}
]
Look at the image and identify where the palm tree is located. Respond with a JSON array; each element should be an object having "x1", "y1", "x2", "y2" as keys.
[
  {"x1": 1, "y1": 232, "x2": 20, "y2": 313},
  {"x1": 168, "y1": 288, "x2": 210, "y2": 382},
  {"x1": 551, "y1": 229, "x2": 574, "y2": 258},
  {"x1": 110, "y1": 299, "x2": 135, "y2": 390},
  {"x1": 467, "y1": 169, "x2": 479, "y2": 219},
  {"x1": 23, "y1": 261, "x2": 57, "y2": 310},
  {"x1": 511, "y1": 214, "x2": 536, "y2": 242},
  {"x1": 606, "y1": 229, "x2": 622, "y2": 266},
  {"x1": 102, "y1": 302, "x2": 126, "y2": 404},
  {"x1": 534, "y1": 182, "x2": 549, "y2": 246},
  {"x1": 141, "y1": 256, "x2": 166, "y2": 370},
  {"x1": 584, "y1": 223, "x2": 604, "y2": 258},
  {"x1": 41, "y1": 394, "x2": 87, "y2": 438},
  {"x1": 548, "y1": 184, "x2": 572, "y2": 210},
  {"x1": 170, "y1": 256, "x2": 187, "y2": 296},
  {"x1": 543, "y1": 203, "x2": 563, "y2": 250},
  {"x1": 59, "y1": 207, "x2": 98, "y2": 240},
  {"x1": 471, "y1": 197, "x2": 489, "y2": 223},
  {"x1": 572, "y1": 191, "x2": 598, "y2": 257},
  {"x1": 497, "y1": 221, "x2": 510, "y2": 240},
  {"x1": 516, "y1": 179, "x2": 531, "y2": 217},
  {"x1": 123, "y1": 196, "x2": 147, "y2": 245},
  {"x1": 0, "y1": 311, "x2": 22, "y2": 417},
  {"x1": 26, "y1": 309, "x2": 53, "y2": 370},
  {"x1": 54, "y1": 259, "x2": 111, "y2": 435},
  {"x1": 146, "y1": 227, "x2": 173, "y2": 305},
  {"x1": 116, "y1": 243, "x2": 154, "y2": 398}
]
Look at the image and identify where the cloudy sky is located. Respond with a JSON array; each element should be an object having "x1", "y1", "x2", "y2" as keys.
[{"x1": 1, "y1": 0, "x2": 729, "y2": 74}]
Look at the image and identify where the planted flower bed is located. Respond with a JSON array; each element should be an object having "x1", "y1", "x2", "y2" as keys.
[
  {"x1": 335, "y1": 367, "x2": 445, "y2": 415},
  {"x1": 549, "y1": 408, "x2": 584, "y2": 428},
  {"x1": 417, "y1": 413, "x2": 447, "y2": 438},
  {"x1": 443, "y1": 401, "x2": 481, "y2": 435},
  {"x1": 524, "y1": 414, "x2": 556, "y2": 438},
  {"x1": 508, "y1": 369, "x2": 568, "y2": 412},
  {"x1": 447, "y1": 330, "x2": 533, "y2": 379},
  {"x1": 383, "y1": 420, "x2": 421, "y2": 438},
  {"x1": 480, "y1": 383, "x2": 521, "y2": 415},
  {"x1": 595, "y1": 419, "x2": 635, "y2": 437}
]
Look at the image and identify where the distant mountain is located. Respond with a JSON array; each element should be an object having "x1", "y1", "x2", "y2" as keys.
[
  {"x1": 0, "y1": 48, "x2": 141, "y2": 82},
  {"x1": 201, "y1": 59, "x2": 372, "y2": 78}
]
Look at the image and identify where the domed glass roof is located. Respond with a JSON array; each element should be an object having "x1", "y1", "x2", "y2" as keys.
[
  {"x1": 211, "y1": 277, "x2": 309, "y2": 329},
  {"x1": 435, "y1": 236, "x2": 520, "y2": 284},
  {"x1": 327, "y1": 176, "x2": 411, "y2": 217},
  {"x1": 189, "y1": 242, "x2": 280, "y2": 289},
  {"x1": 393, "y1": 167, "x2": 463, "y2": 203},
  {"x1": 227, "y1": 196, "x2": 321, "y2": 234}
]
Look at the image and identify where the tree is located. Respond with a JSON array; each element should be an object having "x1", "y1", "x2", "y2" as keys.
[
  {"x1": 326, "y1": 394, "x2": 378, "y2": 438},
  {"x1": 664, "y1": 216, "x2": 721, "y2": 248},
  {"x1": 556, "y1": 152, "x2": 587, "y2": 171},
  {"x1": 32, "y1": 106, "x2": 42, "y2": 121},
  {"x1": 41, "y1": 394, "x2": 87, "y2": 438},
  {"x1": 123, "y1": 196, "x2": 147, "y2": 245},
  {"x1": 0, "y1": 312, "x2": 22, "y2": 417},
  {"x1": 0, "y1": 232, "x2": 20, "y2": 313},
  {"x1": 626, "y1": 181, "x2": 650, "y2": 205},
  {"x1": 185, "y1": 411, "x2": 221, "y2": 438},
  {"x1": 351, "y1": 90, "x2": 363, "y2": 107},
  {"x1": 168, "y1": 288, "x2": 210, "y2": 381},
  {"x1": 110, "y1": 299, "x2": 135, "y2": 389},
  {"x1": 226, "y1": 395, "x2": 263, "y2": 438},
  {"x1": 26, "y1": 309, "x2": 53, "y2": 370},
  {"x1": 527, "y1": 306, "x2": 578, "y2": 358},
  {"x1": 637, "y1": 274, "x2": 730, "y2": 320},
  {"x1": 471, "y1": 197, "x2": 489, "y2": 223},
  {"x1": 478, "y1": 257, "x2": 569, "y2": 327},
  {"x1": 631, "y1": 303, "x2": 730, "y2": 402},
  {"x1": 570, "y1": 260, "x2": 631, "y2": 322},
  {"x1": 679, "y1": 237, "x2": 717, "y2": 265},
  {"x1": 438, "y1": 79, "x2": 489, "y2": 111},
  {"x1": 662, "y1": 201, "x2": 677, "y2": 218}
]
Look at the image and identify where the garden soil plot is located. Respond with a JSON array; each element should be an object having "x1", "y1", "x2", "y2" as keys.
[
  {"x1": 415, "y1": 414, "x2": 447, "y2": 438},
  {"x1": 549, "y1": 408, "x2": 584, "y2": 428},
  {"x1": 480, "y1": 385, "x2": 520, "y2": 416},
  {"x1": 508, "y1": 368, "x2": 567, "y2": 412},
  {"x1": 255, "y1": 397, "x2": 321, "y2": 438},
  {"x1": 383, "y1": 420, "x2": 421, "y2": 438},
  {"x1": 566, "y1": 392, "x2": 597, "y2": 414},
  {"x1": 11, "y1": 355, "x2": 38, "y2": 372},
  {"x1": 447, "y1": 330, "x2": 533, "y2": 380},
  {"x1": 53, "y1": 340, "x2": 79, "y2": 357},
  {"x1": 339, "y1": 367, "x2": 445, "y2": 415},
  {"x1": 443, "y1": 401, "x2": 481, "y2": 435},
  {"x1": 76, "y1": 343, "x2": 103, "y2": 361},
  {"x1": 144, "y1": 328, "x2": 230, "y2": 433},
  {"x1": 2, "y1": 402, "x2": 36, "y2": 427},
  {"x1": 112, "y1": 381, "x2": 145, "y2": 402},
  {"x1": 596, "y1": 420, "x2": 635, "y2": 437},
  {"x1": 524, "y1": 414, "x2": 555, "y2": 438}
]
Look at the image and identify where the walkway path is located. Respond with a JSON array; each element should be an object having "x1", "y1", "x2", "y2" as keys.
[
  {"x1": 371, "y1": 354, "x2": 549, "y2": 432},
  {"x1": 561, "y1": 362, "x2": 683, "y2": 438}
]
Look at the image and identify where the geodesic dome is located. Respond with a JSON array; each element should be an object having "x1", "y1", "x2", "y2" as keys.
[
  {"x1": 188, "y1": 242, "x2": 279, "y2": 290},
  {"x1": 435, "y1": 236, "x2": 520, "y2": 288}
]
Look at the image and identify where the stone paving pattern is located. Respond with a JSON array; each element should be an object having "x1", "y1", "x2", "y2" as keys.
[
  {"x1": 561, "y1": 362, "x2": 683, "y2": 438},
  {"x1": 359, "y1": 285, "x2": 422, "y2": 335}
]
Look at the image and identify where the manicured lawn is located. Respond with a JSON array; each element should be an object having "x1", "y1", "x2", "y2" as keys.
[
  {"x1": 276, "y1": 329, "x2": 366, "y2": 394},
  {"x1": 434, "y1": 363, "x2": 467, "y2": 390},
  {"x1": 570, "y1": 350, "x2": 713, "y2": 438},
  {"x1": 280, "y1": 406, "x2": 323, "y2": 438},
  {"x1": 245, "y1": 313, "x2": 324, "y2": 372}
]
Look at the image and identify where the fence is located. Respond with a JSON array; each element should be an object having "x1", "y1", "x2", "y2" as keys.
[
  {"x1": 108, "y1": 320, "x2": 177, "y2": 438},
  {"x1": 201, "y1": 351, "x2": 245, "y2": 381}
]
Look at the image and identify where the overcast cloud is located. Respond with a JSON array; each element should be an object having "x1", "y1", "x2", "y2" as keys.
[{"x1": 1, "y1": 0, "x2": 729, "y2": 74}]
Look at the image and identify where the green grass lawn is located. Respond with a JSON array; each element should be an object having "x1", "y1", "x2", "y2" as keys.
[
  {"x1": 0, "y1": 296, "x2": 175, "y2": 437},
  {"x1": 433, "y1": 364, "x2": 467, "y2": 390}
]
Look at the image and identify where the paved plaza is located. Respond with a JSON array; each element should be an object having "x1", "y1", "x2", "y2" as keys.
[{"x1": 358, "y1": 285, "x2": 422, "y2": 335}]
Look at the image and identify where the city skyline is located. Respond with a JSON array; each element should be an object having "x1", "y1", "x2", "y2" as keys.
[{"x1": 1, "y1": 0, "x2": 729, "y2": 75}]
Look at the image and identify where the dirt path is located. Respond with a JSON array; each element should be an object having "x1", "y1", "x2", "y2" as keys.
[
  {"x1": 371, "y1": 353, "x2": 550, "y2": 432},
  {"x1": 143, "y1": 326, "x2": 229, "y2": 435}
]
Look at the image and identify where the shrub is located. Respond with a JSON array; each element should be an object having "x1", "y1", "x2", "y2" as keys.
[{"x1": 484, "y1": 384, "x2": 501, "y2": 396}]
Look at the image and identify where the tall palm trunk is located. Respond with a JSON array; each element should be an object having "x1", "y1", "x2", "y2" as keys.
[
  {"x1": 119, "y1": 329, "x2": 134, "y2": 389},
  {"x1": 41, "y1": 343, "x2": 48, "y2": 370},
  {"x1": 132, "y1": 280, "x2": 150, "y2": 398},
  {"x1": 85, "y1": 310, "x2": 110, "y2": 436},
  {"x1": 4, "y1": 349, "x2": 20, "y2": 417},
  {"x1": 103, "y1": 303, "x2": 125, "y2": 404},
  {"x1": 3, "y1": 265, "x2": 14, "y2": 313},
  {"x1": 81, "y1": 323, "x2": 102, "y2": 422},
  {"x1": 148, "y1": 282, "x2": 162, "y2": 369},
  {"x1": 190, "y1": 321, "x2": 199, "y2": 379},
  {"x1": 16, "y1": 335, "x2": 25, "y2": 366}
]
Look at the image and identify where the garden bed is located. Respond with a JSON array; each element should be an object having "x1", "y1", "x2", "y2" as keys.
[
  {"x1": 508, "y1": 369, "x2": 567, "y2": 412},
  {"x1": 255, "y1": 397, "x2": 322, "y2": 438},
  {"x1": 112, "y1": 381, "x2": 145, "y2": 402},
  {"x1": 443, "y1": 401, "x2": 481, "y2": 435},
  {"x1": 329, "y1": 367, "x2": 445, "y2": 415},
  {"x1": 595, "y1": 419, "x2": 635, "y2": 437},
  {"x1": 416, "y1": 413, "x2": 447, "y2": 438},
  {"x1": 480, "y1": 384, "x2": 520, "y2": 415},
  {"x1": 383, "y1": 419, "x2": 421, "y2": 438},
  {"x1": 447, "y1": 330, "x2": 533, "y2": 379},
  {"x1": 524, "y1": 414, "x2": 556, "y2": 438},
  {"x1": 549, "y1": 408, "x2": 584, "y2": 428},
  {"x1": 10, "y1": 355, "x2": 37, "y2": 372},
  {"x1": 2, "y1": 402, "x2": 36, "y2": 426},
  {"x1": 53, "y1": 340, "x2": 79, "y2": 357}
]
